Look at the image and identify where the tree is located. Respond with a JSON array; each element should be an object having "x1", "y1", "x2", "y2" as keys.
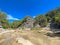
[
  {"x1": 34, "y1": 15, "x2": 47, "y2": 27},
  {"x1": 52, "y1": 13, "x2": 60, "y2": 28},
  {"x1": 0, "y1": 11, "x2": 7, "y2": 24},
  {"x1": 45, "y1": 10, "x2": 57, "y2": 22},
  {"x1": 0, "y1": 11, "x2": 9, "y2": 28}
]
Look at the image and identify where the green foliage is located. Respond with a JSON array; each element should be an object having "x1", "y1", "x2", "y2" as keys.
[
  {"x1": 0, "y1": 11, "x2": 7, "y2": 24},
  {"x1": 46, "y1": 16, "x2": 51, "y2": 22},
  {"x1": 10, "y1": 20, "x2": 22, "y2": 28},
  {"x1": 34, "y1": 15, "x2": 47, "y2": 27},
  {"x1": 52, "y1": 13, "x2": 60, "y2": 26},
  {"x1": 46, "y1": 10, "x2": 56, "y2": 18},
  {"x1": 21, "y1": 16, "x2": 31, "y2": 23},
  {"x1": 45, "y1": 10, "x2": 57, "y2": 22},
  {"x1": 49, "y1": 7, "x2": 60, "y2": 28},
  {"x1": 0, "y1": 11, "x2": 10, "y2": 29},
  {"x1": 55, "y1": 13, "x2": 60, "y2": 22}
]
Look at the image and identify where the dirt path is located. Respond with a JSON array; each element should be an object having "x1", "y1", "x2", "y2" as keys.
[
  {"x1": 16, "y1": 37, "x2": 34, "y2": 45},
  {"x1": 0, "y1": 30, "x2": 34, "y2": 45},
  {"x1": 0, "y1": 30, "x2": 60, "y2": 45}
]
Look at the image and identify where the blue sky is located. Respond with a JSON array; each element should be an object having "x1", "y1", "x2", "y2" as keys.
[{"x1": 0, "y1": 0, "x2": 60, "y2": 21}]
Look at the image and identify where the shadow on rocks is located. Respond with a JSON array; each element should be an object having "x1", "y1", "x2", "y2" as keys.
[{"x1": 45, "y1": 32, "x2": 60, "y2": 37}]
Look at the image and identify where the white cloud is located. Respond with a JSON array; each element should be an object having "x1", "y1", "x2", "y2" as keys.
[
  {"x1": 33, "y1": 16, "x2": 36, "y2": 18},
  {"x1": 7, "y1": 15, "x2": 19, "y2": 20}
]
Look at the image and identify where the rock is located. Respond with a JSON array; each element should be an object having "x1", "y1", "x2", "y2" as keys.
[{"x1": 16, "y1": 37, "x2": 34, "y2": 45}]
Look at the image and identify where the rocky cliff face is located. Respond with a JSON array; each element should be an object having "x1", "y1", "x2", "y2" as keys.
[
  {"x1": 0, "y1": 25, "x2": 5, "y2": 33},
  {"x1": 22, "y1": 17, "x2": 34, "y2": 28}
]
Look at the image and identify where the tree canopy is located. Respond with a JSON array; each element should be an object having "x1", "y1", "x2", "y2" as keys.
[{"x1": 34, "y1": 15, "x2": 47, "y2": 27}]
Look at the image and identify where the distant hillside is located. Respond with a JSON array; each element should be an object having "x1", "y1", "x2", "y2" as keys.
[{"x1": 0, "y1": 7, "x2": 60, "y2": 30}]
